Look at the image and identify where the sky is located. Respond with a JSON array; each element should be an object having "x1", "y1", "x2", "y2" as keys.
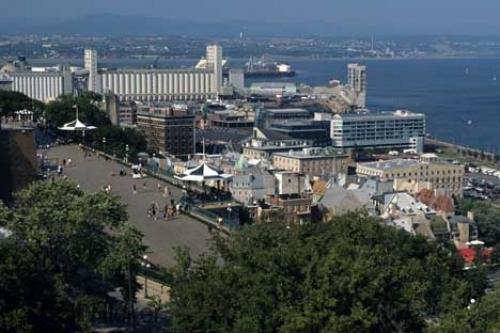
[{"x1": 3, "y1": 0, "x2": 500, "y2": 35}]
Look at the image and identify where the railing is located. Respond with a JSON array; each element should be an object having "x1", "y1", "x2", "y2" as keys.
[{"x1": 81, "y1": 145, "x2": 239, "y2": 232}]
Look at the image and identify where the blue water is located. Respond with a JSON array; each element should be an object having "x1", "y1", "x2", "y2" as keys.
[{"x1": 249, "y1": 58, "x2": 500, "y2": 152}]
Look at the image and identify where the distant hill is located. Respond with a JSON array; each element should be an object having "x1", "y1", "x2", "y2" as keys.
[{"x1": 0, "y1": 14, "x2": 347, "y2": 37}]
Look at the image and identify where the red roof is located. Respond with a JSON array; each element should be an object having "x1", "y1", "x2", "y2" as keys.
[{"x1": 458, "y1": 248, "x2": 493, "y2": 264}]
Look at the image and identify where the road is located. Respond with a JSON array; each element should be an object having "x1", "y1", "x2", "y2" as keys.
[{"x1": 44, "y1": 145, "x2": 212, "y2": 267}]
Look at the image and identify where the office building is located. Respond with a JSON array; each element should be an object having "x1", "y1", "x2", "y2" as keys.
[
  {"x1": 270, "y1": 120, "x2": 331, "y2": 147},
  {"x1": 331, "y1": 110, "x2": 426, "y2": 153},
  {"x1": 136, "y1": 104, "x2": 195, "y2": 159},
  {"x1": 118, "y1": 102, "x2": 137, "y2": 126},
  {"x1": 356, "y1": 153, "x2": 464, "y2": 197},
  {"x1": 255, "y1": 108, "x2": 312, "y2": 128},
  {"x1": 84, "y1": 49, "x2": 99, "y2": 93},
  {"x1": 347, "y1": 63, "x2": 367, "y2": 108},
  {"x1": 273, "y1": 148, "x2": 350, "y2": 177}
]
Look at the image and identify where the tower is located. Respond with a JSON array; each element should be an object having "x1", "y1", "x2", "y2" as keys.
[
  {"x1": 347, "y1": 63, "x2": 366, "y2": 108},
  {"x1": 84, "y1": 49, "x2": 99, "y2": 93},
  {"x1": 206, "y1": 44, "x2": 223, "y2": 94}
]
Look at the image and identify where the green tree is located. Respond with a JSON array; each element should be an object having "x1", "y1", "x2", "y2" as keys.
[
  {"x1": 456, "y1": 199, "x2": 500, "y2": 246},
  {"x1": 169, "y1": 213, "x2": 480, "y2": 333},
  {"x1": 45, "y1": 93, "x2": 147, "y2": 161},
  {"x1": 428, "y1": 291, "x2": 500, "y2": 333},
  {"x1": 0, "y1": 90, "x2": 44, "y2": 119},
  {"x1": 44, "y1": 92, "x2": 108, "y2": 129},
  {"x1": 0, "y1": 180, "x2": 146, "y2": 332}
]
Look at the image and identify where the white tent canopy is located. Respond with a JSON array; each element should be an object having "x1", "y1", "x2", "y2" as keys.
[
  {"x1": 59, "y1": 118, "x2": 97, "y2": 131},
  {"x1": 58, "y1": 105, "x2": 96, "y2": 131},
  {"x1": 175, "y1": 161, "x2": 232, "y2": 182}
]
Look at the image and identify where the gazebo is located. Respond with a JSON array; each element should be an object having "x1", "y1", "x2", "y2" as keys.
[
  {"x1": 58, "y1": 105, "x2": 96, "y2": 137},
  {"x1": 175, "y1": 138, "x2": 233, "y2": 201},
  {"x1": 175, "y1": 161, "x2": 232, "y2": 184}
]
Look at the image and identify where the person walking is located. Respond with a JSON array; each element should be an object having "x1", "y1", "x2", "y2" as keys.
[
  {"x1": 133, "y1": 184, "x2": 137, "y2": 195},
  {"x1": 163, "y1": 203, "x2": 169, "y2": 220},
  {"x1": 157, "y1": 182, "x2": 162, "y2": 192},
  {"x1": 148, "y1": 201, "x2": 156, "y2": 219},
  {"x1": 143, "y1": 181, "x2": 147, "y2": 191},
  {"x1": 163, "y1": 185, "x2": 169, "y2": 198}
]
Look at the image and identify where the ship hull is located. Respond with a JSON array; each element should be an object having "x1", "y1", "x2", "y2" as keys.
[{"x1": 244, "y1": 71, "x2": 296, "y2": 78}]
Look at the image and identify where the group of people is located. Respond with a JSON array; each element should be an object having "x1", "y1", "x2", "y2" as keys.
[{"x1": 147, "y1": 197, "x2": 181, "y2": 221}]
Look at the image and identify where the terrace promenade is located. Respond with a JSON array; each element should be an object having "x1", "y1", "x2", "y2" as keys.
[{"x1": 44, "y1": 144, "x2": 212, "y2": 267}]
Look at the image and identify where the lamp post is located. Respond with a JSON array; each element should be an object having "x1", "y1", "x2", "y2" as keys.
[
  {"x1": 227, "y1": 203, "x2": 232, "y2": 226},
  {"x1": 102, "y1": 137, "x2": 106, "y2": 154},
  {"x1": 125, "y1": 144, "x2": 130, "y2": 164},
  {"x1": 140, "y1": 255, "x2": 151, "y2": 298},
  {"x1": 152, "y1": 153, "x2": 157, "y2": 174}
]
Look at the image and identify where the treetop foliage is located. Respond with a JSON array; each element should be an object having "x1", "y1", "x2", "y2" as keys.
[
  {"x1": 0, "y1": 180, "x2": 145, "y2": 332},
  {"x1": 169, "y1": 213, "x2": 490, "y2": 333}
]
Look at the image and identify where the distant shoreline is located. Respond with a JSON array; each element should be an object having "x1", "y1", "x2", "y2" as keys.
[{"x1": 24, "y1": 54, "x2": 500, "y2": 65}]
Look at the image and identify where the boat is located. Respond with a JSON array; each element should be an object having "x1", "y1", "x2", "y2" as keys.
[{"x1": 244, "y1": 56, "x2": 296, "y2": 78}]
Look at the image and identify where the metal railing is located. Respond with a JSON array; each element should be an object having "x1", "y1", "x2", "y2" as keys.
[{"x1": 82, "y1": 146, "x2": 239, "y2": 232}]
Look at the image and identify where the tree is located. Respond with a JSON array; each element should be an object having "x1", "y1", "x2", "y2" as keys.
[
  {"x1": 0, "y1": 91, "x2": 44, "y2": 119},
  {"x1": 455, "y1": 198, "x2": 500, "y2": 246},
  {"x1": 428, "y1": 291, "x2": 500, "y2": 333},
  {"x1": 0, "y1": 180, "x2": 146, "y2": 332},
  {"x1": 169, "y1": 213, "x2": 482, "y2": 333},
  {"x1": 44, "y1": 93, "x2": 108, "y2": 129}
]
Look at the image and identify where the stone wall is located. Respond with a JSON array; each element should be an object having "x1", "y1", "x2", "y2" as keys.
[{"x1": 0, "y1": 127, "x2": 37, "y2": 203}]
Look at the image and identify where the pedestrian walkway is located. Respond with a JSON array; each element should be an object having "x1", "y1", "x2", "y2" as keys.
[{"x1": 45, "y1": 145, "x2": 212, "y2": 267}]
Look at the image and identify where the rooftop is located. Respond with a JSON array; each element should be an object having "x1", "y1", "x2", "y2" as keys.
[
  {"x1": 266, "y1": 108, "x2": 309, "y2": 115},
  {"x1": 359, "y1": 156, "x2": 458, "y2": 170},
  {"x1": 334, "y1": 110, "x2": 425, "y2": 119},
  {"x1": 274, "y1": 148, "x2": 346, "y2": 160},
  {"x1": 359, "y1": 159, "x2": 419, "y2": 170}
]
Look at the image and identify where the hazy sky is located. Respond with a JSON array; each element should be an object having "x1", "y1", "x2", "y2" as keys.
[{"x1": 5, "y1": 0, "x2": 500, "y2": 34}]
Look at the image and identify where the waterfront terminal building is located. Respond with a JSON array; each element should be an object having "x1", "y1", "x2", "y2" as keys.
[{"x1": 330, "y1": 110, "x2": 426, "y2": 153}]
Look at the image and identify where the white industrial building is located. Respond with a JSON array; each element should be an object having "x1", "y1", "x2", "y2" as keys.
[
  {"x1": 10, "y1": 70, "x2": 73, "y2": 102},
  {"x1": 331, "y1": 110, "x2": 426, "y2": 153},
  {"x1": 97, "y1": 44, "x2": 223, "y2": 101},
  {"x1": 84, "y1": 49, "x2": 99, "y2": 93},
  {"x1": 99, "y1": 69, "x2": 217, "y2": 102}
]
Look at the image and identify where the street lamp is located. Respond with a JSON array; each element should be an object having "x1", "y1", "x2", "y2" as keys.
[
  {"x1": 140, "y1": 254, "x2": 151, "y2": 298},
  {"x1": 151, "y1": 153, "x2": 157, "y2": 174},
  {"x1": 226, "y1": 203, "x2": 232, "y2": 226},
  {"x1": 102, "y1": 137, "x2": 106, "y2": 154}
]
